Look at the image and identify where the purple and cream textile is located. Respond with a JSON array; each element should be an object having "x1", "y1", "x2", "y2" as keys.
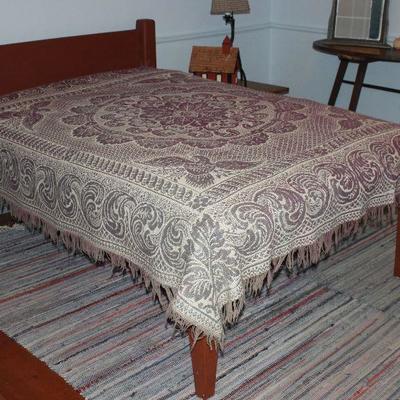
[{"x1": 0, "y1": 68, "x2": 399, "y2": 343}]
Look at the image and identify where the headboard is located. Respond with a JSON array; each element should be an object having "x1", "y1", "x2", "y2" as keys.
[{"x1": 0, "y1": 19, "x2": 156, "y2": 96}]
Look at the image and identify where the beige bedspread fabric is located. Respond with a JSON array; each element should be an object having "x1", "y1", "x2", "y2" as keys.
[{"x1": 0, "y1": 68, "x2": 399, "y2": 343}]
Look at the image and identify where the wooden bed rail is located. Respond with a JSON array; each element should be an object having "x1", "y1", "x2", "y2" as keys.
[
  {"x1": 0, "y1": 212, "x2": 14, "y2": 227},
  {"x1": 0, "y1": 19, "x2": 156, "y2": 95}
]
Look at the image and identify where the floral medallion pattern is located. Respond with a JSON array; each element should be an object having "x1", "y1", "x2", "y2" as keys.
[
  {"x1": 58, "y1": 75, "x2": 307, "y2": 149},
  {"x1": 1, "y1": 68, "x2": 400, "y2": 343}
]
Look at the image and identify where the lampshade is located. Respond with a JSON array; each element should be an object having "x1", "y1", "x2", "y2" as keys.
[{"x1": 211, "y1": 0, "x2": 250, "y2": 15}]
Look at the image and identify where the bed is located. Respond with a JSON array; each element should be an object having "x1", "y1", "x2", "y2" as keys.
[{"x1": 1, "y1": 19, "x2": 400, "y2": 399}]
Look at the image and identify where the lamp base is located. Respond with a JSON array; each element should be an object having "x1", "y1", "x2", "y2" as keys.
[
  {"x1": 238, "y1": 53, "x2": 247, "y2": 87},
  {"x1": 222, "y1": 12, "x2": 247, "y2": 87}
]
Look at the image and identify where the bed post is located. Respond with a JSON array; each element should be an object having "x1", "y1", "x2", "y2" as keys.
[
  {"x1": 137, "y1": 19, "x2": 156, "y2": 68},
  {"x1": 188, "y1": 332, "x2": 218, "y2": 400},
  {"x1": 395, "y1": 206, "x2": 400, "y2": 277},
  {"x1": 0, "y1": 212, "x2": 13, "y2": 227}
]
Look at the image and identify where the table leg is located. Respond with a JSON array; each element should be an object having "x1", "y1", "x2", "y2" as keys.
[
  {"x1": 349, "y1": 62, "x2": 368, "y2": 112},
  {"x1": 328, "y1": 58, "x2": 349, "y2": 106}
]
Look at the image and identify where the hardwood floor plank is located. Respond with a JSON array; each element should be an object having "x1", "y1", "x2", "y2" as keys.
[{"x1": 0, "y1": 331, "x2": 84, "y2": 400}]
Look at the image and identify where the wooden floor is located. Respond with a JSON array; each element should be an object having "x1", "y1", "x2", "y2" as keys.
[{"x1": 0, "y1": 331, "x2": 83, "y2": 400}]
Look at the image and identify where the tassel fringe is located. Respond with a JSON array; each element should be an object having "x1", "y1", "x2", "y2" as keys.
[{"x1": 0, "y1": 197, "x2": 396, "y2": 347}]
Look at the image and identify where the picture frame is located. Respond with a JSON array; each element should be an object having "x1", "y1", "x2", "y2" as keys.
[{"x1": 327, "y1": 0, "x2": 390, "y2": 48}]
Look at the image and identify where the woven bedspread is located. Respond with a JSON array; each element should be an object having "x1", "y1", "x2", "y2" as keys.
[{"x1": 0, "y1": 68, "x2": 399, "y2": 343}]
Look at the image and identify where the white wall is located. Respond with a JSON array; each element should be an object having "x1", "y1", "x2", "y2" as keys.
[
  {"x1": 0, "y1": 0, "x2": 270, "y2": 83},
  {"x1": 1, "y1": 0, "x2": 399, "y2": 122},
  {"x1": 268, "y1": 0, "x2": 400, "y2": 122}
]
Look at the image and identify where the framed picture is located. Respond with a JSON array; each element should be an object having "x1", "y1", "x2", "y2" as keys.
[{"x1": 327, "y1": 0, "x2": 390, "y2": 48}]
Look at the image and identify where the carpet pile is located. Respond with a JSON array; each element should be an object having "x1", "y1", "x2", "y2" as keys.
[{"x1": 1, "y1": 224, "x2": 400, "y2": 399}]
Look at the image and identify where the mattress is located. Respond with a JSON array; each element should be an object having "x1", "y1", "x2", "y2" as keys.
[{"x1": 0, "y1": 68, "x2": 399, "y2": 343}]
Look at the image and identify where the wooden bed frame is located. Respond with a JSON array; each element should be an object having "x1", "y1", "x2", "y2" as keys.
[
  {"x1": 0, "y1": 19, "x2": 399, "y2": 400},
  {"x1": 0, "y1": 19, "x2": 156, "y2": 95}
]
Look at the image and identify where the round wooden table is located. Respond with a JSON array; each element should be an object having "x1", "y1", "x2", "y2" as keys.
[{"x1": 313, "y1": 39, "x2": 400, "y2": 111}]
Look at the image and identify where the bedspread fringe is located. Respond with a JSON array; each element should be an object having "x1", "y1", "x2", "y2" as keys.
[
  {"x1": 172, "y1": 203, "x2": 396, "y2": 348},
  {"x1": 1, "y1": 197, "x2": 397, "y2": 348},
  {"x1": 3, "y1": 200, "x2": 176, "y2": 307},
  {"x1": 274, "y1": 204, "x2": 395, "y2": 274}
]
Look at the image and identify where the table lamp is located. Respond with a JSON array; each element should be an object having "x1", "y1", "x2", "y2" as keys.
[
  {"x1": 211, "y1": 0, "x2": 250, "y2": 85},
  {"x1": 211, "y1": 0, "x2": 250, "y2": 45}
]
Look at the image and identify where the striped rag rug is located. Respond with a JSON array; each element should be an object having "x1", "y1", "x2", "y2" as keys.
[{"x1": 1, "y1": 223, "x2": 400, "y2": 400}]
